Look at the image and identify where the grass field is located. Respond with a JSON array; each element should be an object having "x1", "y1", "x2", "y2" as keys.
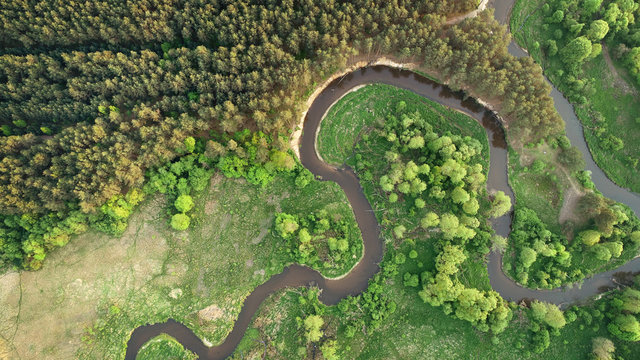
[
  {"x1": 510, "y1": 0, "x2": 640, "y2": 193},
  {"x1": 0, "y1": 171, "x2": 360, "y2": 359}
]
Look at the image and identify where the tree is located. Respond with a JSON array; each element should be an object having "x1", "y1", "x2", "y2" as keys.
[
  {"x1": 583, "y1": 0, "x2": 604, "y2": 16},
  {"x1": 543, "y1": 303, "x2": 566, "y2": 329},
  {"x1": 591, "y1": 337, "x2": 615, "y2": 360},
  {"x1": 608, "y1": 314, "x2": 640, "y2": 341},
  {"x1": 171, "y1": 213, "x2": 190, "y2": 231},
  {"x1": 550, "y1": 10, "x2": 564, "y2": 23},
  {"x1": 320, "y1": 340, "x2": 339, "y2": 360},
  {"x1": 436, "y1": 245, "x2": 466, "y2": 275},
  {"x1": 558, "y1": 147, "x2": 585, "y2": 171},
  {"x1": 462, "y1": 198, "x2": 479, "y2": 215},
  {"x1": 579, "y1": 230, "x2": 601, "y2": 246},
  {"x1": 451, "y1": 187, "x2": 470, "y2": 204},
  {"x1": 520, "y1": 247, "x2": 537, "y2": 268},
  {"x1": 275, "y1": 213, "x2": 299, "y2": 238},
  {"x1": 439, "y1": 213, "x2": 460, "y2": 239},
  {"x1": 491, "y1": 235, "x2": 508, "y2": 253},
  {"x1": 560, "y1": 36, "x2": 593, "y2": 68},
  {"x1": 421, "y1": 212, "x2": 439, "y2": 228},
  {"x1": 619, "y1": 288, "x2": 640, "y2": 314},
  {"x1": 488, "y1": 191, "x2": 512, "y2": 218},
  {"x1": 304, "y1": 315, "x2": 324, "y2": 342},
  {"x1": 591, "y1": 244, "x2": 612, "y2": 261},
  {"x1": 184, "y1": 136, "x2": 196, "y2": 153},
  {"x1": 407, "y1": 135, "x2": 425, "y2": 149},
  {"x1": 174, "y1": 194, "x2": 194, "y2": 213},
  {"x1": 295, "y1": 169, "x2": 314, "y2": 188},
  {"x1": 394, "y1": 225, "x2": 407, "y2": 239},
  {"x1": 587, "y1": 20, "x2": 609, "y2": 42}
]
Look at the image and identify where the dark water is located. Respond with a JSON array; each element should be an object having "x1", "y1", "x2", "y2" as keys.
[{"x1": 125, "y1": 4, "x2": 640, "y2": 358}]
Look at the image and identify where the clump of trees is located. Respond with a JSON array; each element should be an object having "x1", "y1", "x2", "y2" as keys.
[
  {"x1": 606, "y1": 284, "x2": 640, "y2": 342},
  {"x1": 525, "y1": 300, "x2": 570, "y2": 353},
  {"x1": 274, "y1": 208, "x2": 361, "y2": 272},
  {"x1": 535, "y1": 0, "x2": 639, "y2": 161},
  {"x1": 352, "y1": 102, "x2": 512, "y2": 334},
  {"x1": 506, "y1": 197, "x2": 640, "y2": 289}
]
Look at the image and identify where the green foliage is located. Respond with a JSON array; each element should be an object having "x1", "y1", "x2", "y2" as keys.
[
  {"x1": 174, "y1": 195, "x2": 194, "y2": 213},
  {"x1": 170, "y1": 213, "x2": 190, "y2": 231},
  {"x1": 136, "y1": 335, "x2": 197, "y2": 360},
  {"x1": 488, "y1": 191, "x2": 512, "y2": 218},
  {"x1": 580, "y1": 229, "x2": 601, "y2": 246},
  {"x1": 273, "y1": 208, "x2": 361, "y2": 273},
  {"x1": 303, "y1": 315, "x2": 324, "y2": 342}
]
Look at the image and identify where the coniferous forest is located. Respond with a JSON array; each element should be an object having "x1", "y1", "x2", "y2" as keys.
[{"x1": 0, "y1": 0, "x2": 562, "y2": 269}]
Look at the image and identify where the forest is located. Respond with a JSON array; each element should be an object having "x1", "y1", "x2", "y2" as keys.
[{"x1": 0, "y1": 0, "x2": 569, "y2": 270}]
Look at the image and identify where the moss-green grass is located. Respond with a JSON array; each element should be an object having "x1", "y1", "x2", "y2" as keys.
[
  {"x1": 510, "y1": 0, "x2": 640, "y2": 193},
  {"x1": 136, "y1": 334, "x2": 197, "y2": 360}
]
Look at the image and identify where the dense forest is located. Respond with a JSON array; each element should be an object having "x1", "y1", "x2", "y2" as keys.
[{"x1": 0, "y1": 1, "x2": 563, "y2": 269}]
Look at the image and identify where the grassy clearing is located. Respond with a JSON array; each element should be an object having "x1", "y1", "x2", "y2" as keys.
[
  {"x1": 0, "y1": 171, "x2": 359, "y2": 359},
  {"x1": 317, "y1": 83, "x2": 489, "y2": 170},
  {"x1": 510, "y1": 0, "x2": 640, "y2": 192},
  {"x1": 136, "y1": 334, "x2": 197, "y2": 360},
  {"x1": 508, "y1": 145, "x2": 569, "y2": 235}
]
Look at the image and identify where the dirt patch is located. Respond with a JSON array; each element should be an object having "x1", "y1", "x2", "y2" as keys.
[
  {"x1": 445, "y1": 0, "x2": 489, "y2": 25},
  {"x1": 204, "y1": 174, "x2": 224, "y2": 215},
  {"x1": 0, "y1": 337, "x2": 14, "y2": 360},
  {"x1": 558, "y1": 185, "x2": 584, "y2": 226},
  {"x1": 198, "y1": 305, "x2": 226, "y2": 322},
  {"x1": 602, "y1": 44, "x2": 638, "y2": 96}
]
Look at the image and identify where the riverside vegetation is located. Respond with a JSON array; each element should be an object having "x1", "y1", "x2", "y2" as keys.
[
  {"x1": 510, "y1": 0, "x2": 640, "y2": 192},
  {"x1": 230, "y1": 84, "x2": 640, "y2": 359}
]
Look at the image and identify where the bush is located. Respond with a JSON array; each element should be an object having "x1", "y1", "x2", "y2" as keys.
[
  {"x1": 174, "y1": 194, "x2": 194, "y2": 213},
  {"x1": 171, "y1": 213, "x2": 190, "y2": 230}
]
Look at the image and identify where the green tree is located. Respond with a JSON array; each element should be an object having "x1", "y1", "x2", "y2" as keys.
[
  {"x1": 170, "y1": 213, "x2": 190, "y2": 231},
  {"x1": 451, "y1": 187, "x2": 470, "y2": 204},
  {"x1": 579, "y1": 229, "x2": 601, "y2": 246},
  {"x1": 462, "y1": 198, "x2": 479, "y2": 215},
  {"x1": 488, "y1": 191, "x2": 512, "y2": 218},
  {"x1": 184, "y1": 136, "x2": 196, "y2": 153},
  {"x1": 587, "y1": 20, "x2": 609, "y2": 42},
  {"x1": 421, "y1": 212, "x2": 439, "y2": 228},
  {"x1": 520, "y1": 247, "x2": 537, "y2": 268},
  {"x1": 275, "y1": 213, "x2": 299, "y2": 238},
  {"x1": 560, "y1": 36, "x2": 593, "y2": 67},
  {"x1": 174, "y1": 194, "x2": 194, "y2": 213},
  {"x1": 320, "y1": 340, "x2": 339, "y2": 360},
  {"x1": 304, "y1": 315, "x2": 324, "y2": 342}
]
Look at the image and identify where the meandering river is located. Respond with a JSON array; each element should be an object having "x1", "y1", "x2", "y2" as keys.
[{"x1": 124, "y1": 3, "x2": 640, "y2": 358}]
